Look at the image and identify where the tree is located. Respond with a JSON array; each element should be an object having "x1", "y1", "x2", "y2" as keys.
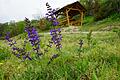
[
  {"x1": 80, "y1": 0, "x2": 120, "y2": 20},
  {"x1": 94, "y1": 0, "x2": 120, "y2": 20},
  {"x1": 80, "y1": 0, "x2": 95, "y2": 16}
]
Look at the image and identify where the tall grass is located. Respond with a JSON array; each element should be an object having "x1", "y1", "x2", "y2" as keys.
[{"x1": 0, "y1": 31, "x2": 120, "y2": 80}]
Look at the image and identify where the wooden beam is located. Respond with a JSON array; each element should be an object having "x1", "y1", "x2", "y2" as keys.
[
  {"x1": 66, "y1": 9, "x2": 70, "y2": 26},
  {"x1": 68, "y1": 8, "x2": 82, "y2": 12},
  {"x1": 80, "y1": 11, "x2": 83, "y2": 26},
  {"x1": 66, "y1": 7, "x2": 83, "y2": 26}
]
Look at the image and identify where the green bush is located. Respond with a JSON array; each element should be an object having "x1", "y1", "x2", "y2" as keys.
[
  {"x1": 38, "y1": 18, "x2": 53, "y2": 31},
  {"x1": 0, "y1": 47, "x2": 10, "y2": 61}
]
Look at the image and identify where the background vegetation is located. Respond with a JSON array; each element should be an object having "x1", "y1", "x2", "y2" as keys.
[
  {"x1": 0, "y1": 0, "x2": 120, "y2": 79},
  {"x1": 0, "y1": 0, "x2": 120, "y2": 38}
]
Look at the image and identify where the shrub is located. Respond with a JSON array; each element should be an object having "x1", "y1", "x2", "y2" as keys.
[{"x1": 38, "y1": 18, "x2": 52, "y2": 31}]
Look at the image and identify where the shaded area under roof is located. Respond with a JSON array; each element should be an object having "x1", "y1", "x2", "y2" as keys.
[
  {"x1": 54, "y1": 1, "x2": 86, "y2": 26},
  {"x1": 54, "y1": 1, "x2": 86, "y2": 16}
]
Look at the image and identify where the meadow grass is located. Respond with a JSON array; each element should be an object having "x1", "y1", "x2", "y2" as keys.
[
  {"x1": 0, "y1": 31, "x2": 120, "y2": 80},
  {"x1": 80, "y1": 13, "x2": 120, "y2": 31}
]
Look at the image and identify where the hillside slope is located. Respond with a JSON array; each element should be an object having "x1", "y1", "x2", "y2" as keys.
[{"x1": 81, "y1": 13, "x2": 120, "y2": 31}]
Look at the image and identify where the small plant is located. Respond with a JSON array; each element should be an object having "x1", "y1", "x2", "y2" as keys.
[
  {"x1": 50, "y1": 28, "x2": 62, "y2": 50},
  {"x1": 24, "y1": 18, "x2": 42, "y2": 56},
  {"x1": 78, "y1": 39, "x2": 83, "y2": 57},
  {"x1": 87, "y1": 30, "x2": 92, "y2": 47},
  {"x1": 5, "y1": 18, "x2": 43, "y2": 61},
  {"x1": 5, "y1": 32, "x2": 32, "y2": 61},
  {"x1": 46, "y1": 2, "x2": 62, "y2": 51},
  {"x1": 79, "y1": 39, "x2": 83, "y2": 48},
  {"x1": 45, "y1": 2, "x2": 59, "y2": 26},
  {"x1": 46, "y1": 2, "x2": 62, "y2": 64},
  {"x1": 113, "y1": 29, "x2": 120, "y2": 38},
  {"x1": 48, "y1": 54, "x2": 59, "y2": 65},
  {"x1": 44, "y1": 40, "x2": 53, "y2": 53}
]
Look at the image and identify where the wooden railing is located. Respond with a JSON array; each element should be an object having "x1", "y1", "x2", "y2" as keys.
[{"x1": 59, "y1": 18, "x2": 81, "y2": 26}]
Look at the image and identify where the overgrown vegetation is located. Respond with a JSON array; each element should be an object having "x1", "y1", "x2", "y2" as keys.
[
  {"x1": 0, "y1": 32, "x2": 120, "y2": 80},
  {"x1": 0, "y1": 0, "x2": 120, "y2": 80},
  {"x1": 80, "y1": 0, "x2": 120, "y2": 21},
  {"x1": 81, "y1": 13, "x2": 120, "y2": 31}
]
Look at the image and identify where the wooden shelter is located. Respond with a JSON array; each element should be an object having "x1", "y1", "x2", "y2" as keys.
[{"x1": 54, "y1": 1, "x2": 86, "y2": 26}]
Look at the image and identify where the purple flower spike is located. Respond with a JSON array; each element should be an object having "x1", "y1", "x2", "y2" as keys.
[
  {"x1": 53, "y1": 21, "x2": 59, "y2": 26},
  {"x1": 50, "y1": 28, "x2": 62, "y2": 50},
  {"x1": 24, "y1": 18, "x2": 41, "y2": 56},
  {"x1": 5, "y1": 32, "x2": 11, "y2": 42},
  {"x1": 45, "y1": 2, "x2": 62, "y2": 52},
  {"x1": 46, "y1": 2, "x2": 59, "y2": 26},
  {"x1": 16, "y1": 54, "x2": 21, "y2": 58},
  {"x1": 23, "y1": 52, "x2": 32, "y2": 60},
  {"x1": 12, "y1": 47, "x2": 17, "y2": 50}
]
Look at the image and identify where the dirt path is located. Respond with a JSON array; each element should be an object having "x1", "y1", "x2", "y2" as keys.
[
  {"x1": 40, "y1": 26, "x2": 112, "y2": 35},
  {"x1": 40, "y1": 31, "x2": 111, "y2": 35}
]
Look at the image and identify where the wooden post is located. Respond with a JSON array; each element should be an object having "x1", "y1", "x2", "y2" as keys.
[
  {"x1": 80, "y1": 11, "x2": 84, "y2": 26},
  {"x1": 66, "y1": 9, "x2": 70, "y2": 26}
]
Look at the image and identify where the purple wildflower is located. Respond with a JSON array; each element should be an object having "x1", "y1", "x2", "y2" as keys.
[
  {"x1": 12, "y1": 47, "x2": 18, "y2": 50},
  {"x1": 45, "y1": 2, "x2": 62, "y2": 50},
  {"x1": 5, "y1": 32, "x2": 17, "y2": 48},
  {"x1": 25, "y1": 27, "x2": 40, "y2": 46},
  {"x1": 50, "y1": 28, "x2": 62, "y2": 50},
  {"x1": 5, "y1": 32, "x2": 32, "y2": 61},
  {"x1": 24, "y1": 18, "x2": 42, "y2": 56},
  {"x1": 5, "y1": 32, "x2": 12, "y2": 42},
  {"x1": 45, "y1": 3, "x2": 62, "y2": 64},
  {"x1": 16, "y1": 54, "x2": 21, "y2": 58},
  {"x1": 46, "y1": 2, "x2": 59, "y2": 26},
  {"x1": 22, "y1": 52, "x2": 32, "y2": 61}
]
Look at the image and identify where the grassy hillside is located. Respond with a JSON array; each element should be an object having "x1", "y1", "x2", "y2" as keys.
[
  {"x1": 0, "y1": 31, "x2": 120, "y2": 80},
  {"x1": 81, "y1": 13, "x2": 120, "y2": 31}
]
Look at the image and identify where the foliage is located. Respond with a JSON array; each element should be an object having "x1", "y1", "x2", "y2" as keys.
[
  {"x1": 4, "y1": 18, "x2": 44, "y2": 61},
  {"x1": 50, "y1": 28, "x2": 62, "y2": 50},
  {"x1": 0, "y1": 32, "x2": 120, "y2": 79},
  {"x1": 0, "y1": 47, "x2": 10, "y2": 61},
  {"x1": 0, "y1": 23, "x2": 9, "y2": 38},
  {"x1": 81, "y1": 13, "x2": 120, "y2": 31},
  {"x1": 80, "y1": 0, "x2": 120, "y2": 20},
  {"x1": 0, "y1": 20, "x2": 41, "y2": 39},
  {"x1": 113, "y1": 29, "x2": 120, "y2": 38},
  {"x1": 87, "y1": 30, "x2": 92, "y2": 47},
  {"x1": 0, "y1": 1, "x2": 120, "y2": 79},
  {"x1": 38, "y1": 18, "x2": 53, "y2": 31},
  {"x1": 93, "y1": 0, "x2": 120, "y2": 20},
  {"x1": 25, "y1": 18, "x2": 42, "y2": 56},
  {"x1": 0, "y1": 21, "x2": 25, "y2": 39}
]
